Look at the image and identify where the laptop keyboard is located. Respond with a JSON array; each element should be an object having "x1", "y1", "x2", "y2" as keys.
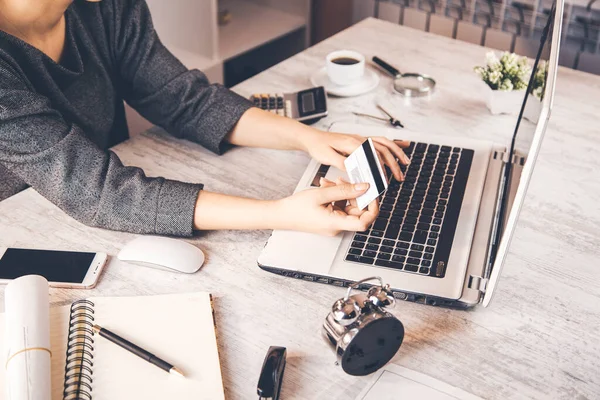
[{"x1": 344, "y1": 142, "x2": 474, "y2": 278}]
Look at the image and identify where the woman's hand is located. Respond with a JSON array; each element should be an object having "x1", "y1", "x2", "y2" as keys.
[
  {"x1": 273, "y1": 179, "x2": 379, "y2": 236},
  {"x1": 300, "y1": 130, "x2": 412, "y2": 181}
]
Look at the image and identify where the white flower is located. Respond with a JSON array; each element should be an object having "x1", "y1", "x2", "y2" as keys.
[
  {"x1": 486, "y1": 51, "x2": 500, "y2": 68},
  {"x1": 489, "y1": 70, "x2": 502, "y2": 85},
  {"x1": 499, "y1": 79, "x2": 514, "y2": 91}
]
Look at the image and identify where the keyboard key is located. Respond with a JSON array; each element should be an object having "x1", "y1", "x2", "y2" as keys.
[
  {"x1": 404, "y1": 216, "x2": 418, "y2": 224},
  {"x1": 394, "y1": 248, "x2": 408, "y2": 255},
  {"x1": 425, "y1": 246, "x2": 435, "y2": 253},
  {"x1": 375, "y1": 259, "x2": 391, "y2": 267},
  {"x1": 433, "y1": 218, "x2": 442, "y2": 225},
  {"x1": 355, "y1": 235, "x2": 367, "y2": 242},
  {"x1": 393, "y1": 207, "x2": 406, "y2": 216},
  {"x1": 419, "y1": 215, "x2": 432, "y2": 223},
  {"x1": 429, "y1": 145, "x2": 439, "y2": 152},
  {"x1": 413, "y1": 230, "x2": 428, "y2": 244},
  {"x1": 406, "y1": 257, "x2": 421, "y2": 265},
  {"x1": 359, "y1": 256, "x2": 375, "y2": 264},
  {"x1": 380, "y1": 246, "x2": 394, "y2": 254},
  {"x1": 351, "y1": 241, "x2": 365, "y2": 248},
  {"x1": 378, "y1": 253, "x2": 391, "y2": 260},
  {"x1": 417, "y1": 223, "x2": 430, "y2": 231},
  {"x1": 430, "y1": 181, "x2": 441, "y2": 189},
  {"x1": 381, "y1": 204, "x2": 392, "y2": 211},
  {"x1": 385, "y1": 224, "x2": 401, "y2": 239},
  {"x1": 372, "y1": 230, "x2": 384, "y2": 237},
  {"x1": 389, "y1": 261, "x2": 405, "y2": 270},
  {"x1": 366, "y1": 244, "x2": 379, "y2": 251},
  {"x1": 409, "y1": 251, "x2": 423, "y2": 259},
  {"x1": 373, "y1": 220, "x2": 387, "y2": 231},
  {"x1": 407, "y1": 210, "x2": 419, "y2": 217},
  {"x1": 416, "y1": 143, "x2": 427, "y2": 152},
  {"x1": 349, "y1": 248, "x2": 362, "y2": 255},
  {"x1": 419, "y1": 266, "x2": 429, "y2": 274},
  {"x1": 398, "y1": 241, "x2": 410, "y2": 249},
  {"x1": 426, "y1": 195, "x2": 438, "y2": 202},
  {"x1": 392, "y1": 255, "x2": 406, "y2": 263},
  {"x1": 405, "y1": 264, "x2": 419, "y2": 272},
  {"x1": 424, "y1": 201, "x2": 436, "y2": 209},
  {"x1": 422, "y1": 208, "x2": 434, "y2": 216},
  {"x1": 390, "y1": 216, "x2": 403, "y2": 224},
  {"x1": 441, "y1": 145, "x2": 451, "y2": 152},
  {"x1": 440, "y1": 193, "x2": 449, "y2": 199},
  {"x1": 364, "y1": 250, "x2": 377, "y2": 258},
  {"x1": 383, "y1": 239, "x2": 395, "y2": 247},
  {"x1": 436, "y1": 205, "x2": 446, "y2": 212},
  {"x1": 452, "y1": 147, "x2": 461, "y2": 152},
  {"x1": 439, "y1": 199, "x2": 447, "y2": 205},
  {"x1": 399, "y1": 232, "x2": 413, "y2": 241},
  {"x1": 431, "y1": 225, "x2": 440, "y2": 232},
  {"x1": 435, "y1": 211, "x2": 444, "y2": 218},
  {"x1": 427, "y1": 239, "x2": 437, "y2": 246},
  {"x1": 422, "y1": 260, "x2": 431, "y2": 267},
  {"x1": 368, "y1": 237, "x2": 382, "y2": 244},
  {"x1": 429, "y1": 232, "x2": 438, "y2": 239},
  {"x1": 403, "y1": 224, "x2": 416, "y2": 232},
  {"x1": 411, "y1": 244, "x2": 424, "y2": 250},
  {"x1": 346, "y1": 254, "x2": 360, "y2": 262},
  {"x1": 424, "y1": 253, "x2": 433, "y2": 260}
]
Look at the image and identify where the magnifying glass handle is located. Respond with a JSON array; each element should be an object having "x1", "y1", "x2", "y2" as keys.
[{"x1": 372, "y1": 56, "x2": 401, "y2": 77}]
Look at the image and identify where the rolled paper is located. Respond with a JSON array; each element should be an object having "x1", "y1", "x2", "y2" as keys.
[{"x1": 4, "y1": 275, "x2": 51, "y2": 400}]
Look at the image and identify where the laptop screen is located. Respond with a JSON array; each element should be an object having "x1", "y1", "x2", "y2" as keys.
[{"x1": 486, "y1": 0, "x2": 563, "y2": 303}]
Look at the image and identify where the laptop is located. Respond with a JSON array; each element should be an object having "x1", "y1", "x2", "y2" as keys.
[{"x1": 258, "y1": 0, "x2": 564, "y2": 308}]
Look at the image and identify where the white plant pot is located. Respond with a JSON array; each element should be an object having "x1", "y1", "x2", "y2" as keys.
[
  {"x1": 523, "y1": 94, "x2": 542, "y2": 124},
  {"x1": 482, "y1": 83, "x2": 527, "y2": 115}
]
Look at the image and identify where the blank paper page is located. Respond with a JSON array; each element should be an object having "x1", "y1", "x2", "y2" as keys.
[{"x1": 89, "y1": 292, "x2": 224, "y2": 400}]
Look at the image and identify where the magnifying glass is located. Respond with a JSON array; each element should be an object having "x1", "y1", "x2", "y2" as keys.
[{"x1": 372, "y1": 56, "x2": 436, "y2": 97}]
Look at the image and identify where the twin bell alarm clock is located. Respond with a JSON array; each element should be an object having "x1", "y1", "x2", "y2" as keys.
[{"x1": 322, "y1": 277, "x2": 404, "y2": 376}]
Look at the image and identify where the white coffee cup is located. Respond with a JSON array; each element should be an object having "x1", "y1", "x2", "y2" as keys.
[{"x1": 326, "y1": 50, "x2": 365, "y2": 86}]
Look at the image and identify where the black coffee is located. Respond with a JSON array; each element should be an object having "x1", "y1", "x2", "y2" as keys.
[{"x1": 332, "y1": 57, "x2": 360, "y2": 65}]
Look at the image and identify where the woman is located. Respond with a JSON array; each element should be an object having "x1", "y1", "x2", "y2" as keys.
[{"x1": 0, "y1": 0, "x2": 409, "y2": 237}]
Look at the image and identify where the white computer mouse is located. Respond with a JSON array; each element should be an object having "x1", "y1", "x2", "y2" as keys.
[{"x1": 117, "y1": 236, "x2": 205, "y2": 274}]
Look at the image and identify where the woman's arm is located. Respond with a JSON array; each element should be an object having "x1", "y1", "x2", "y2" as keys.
[
  {"x1": 193, "y1": 182, "x2": 378, "y2": 236},
  {"x1": 0, "y1": 68, "x2": 201, "y2": 236}
]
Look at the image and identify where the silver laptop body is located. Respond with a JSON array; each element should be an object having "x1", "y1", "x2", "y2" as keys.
[{"x1": 258, "y1": 0, "x2": 563, "y2": 308}]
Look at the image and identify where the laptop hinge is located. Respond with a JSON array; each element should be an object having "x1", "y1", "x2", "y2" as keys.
[{"x1": 468, "y1": 275, "x2": 489, "y2": 292}]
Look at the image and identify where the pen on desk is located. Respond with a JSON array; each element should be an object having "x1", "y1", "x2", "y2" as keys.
[{"x1": 92, "y1": 324, "x2": 185, "y2": 378}]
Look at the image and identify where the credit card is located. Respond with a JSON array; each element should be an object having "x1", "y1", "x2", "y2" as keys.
[{"x1": 344, "y1": 138, "x2": 388, "y2": 210}]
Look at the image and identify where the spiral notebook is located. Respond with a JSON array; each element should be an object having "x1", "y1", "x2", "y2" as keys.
[{"x1": 0, "y1": 292, "x2": 225, "y2": 400}]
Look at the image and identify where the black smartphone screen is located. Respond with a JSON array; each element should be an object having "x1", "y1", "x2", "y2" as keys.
[{"x1": 0, "y1": 248, "x2": 96, "y2": 283}]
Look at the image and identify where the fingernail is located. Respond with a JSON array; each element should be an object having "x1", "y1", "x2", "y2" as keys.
[
  {"x1": 404, "y1": 155, "x2": 411, "y2": 164},
  {"x1": 355, "y1": 183, "x2": 369, "y2": 191}
]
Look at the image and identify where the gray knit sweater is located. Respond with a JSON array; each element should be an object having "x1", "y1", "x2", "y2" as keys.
[{"x1": 0, "y1": 0, "x2": 252, "y2": 236}]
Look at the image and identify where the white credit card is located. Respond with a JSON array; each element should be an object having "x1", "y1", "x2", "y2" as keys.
[{"x1": 344, "y1": 138, "x2": 388, "y2": 210}]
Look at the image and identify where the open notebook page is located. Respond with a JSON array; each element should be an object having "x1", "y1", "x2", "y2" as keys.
[{"x1": 87, "y1": 292, "x2": 224, "y2": 400}]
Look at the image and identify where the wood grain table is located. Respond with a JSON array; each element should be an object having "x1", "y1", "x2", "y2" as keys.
[{"x1": 1, "y1": 18, "x2": 599, "y2": 399}]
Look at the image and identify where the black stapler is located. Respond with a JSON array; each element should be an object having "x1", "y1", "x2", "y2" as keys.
[{"x1": 257, "y1": 346, "x2": 287, "y2": 400}]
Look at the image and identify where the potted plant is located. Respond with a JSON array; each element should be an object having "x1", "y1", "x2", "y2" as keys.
[
  {"x1": 523, "y1": 60, "x2": 548, "y2": 124},
  {"x1": 474, "y1": 52, "x2": 531, "y2": 115}
]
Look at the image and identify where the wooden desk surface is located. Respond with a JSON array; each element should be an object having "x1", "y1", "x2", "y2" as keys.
[{"x1": 1, "y1": 18, "x2": 599, "y2": 399}]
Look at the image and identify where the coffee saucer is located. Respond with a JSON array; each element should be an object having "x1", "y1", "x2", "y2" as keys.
[{"x1": 310, "y1": 67, "x2": 380, "y2": 97}]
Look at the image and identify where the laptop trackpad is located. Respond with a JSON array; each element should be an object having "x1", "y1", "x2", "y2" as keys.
[{"x1": 258, "y1": 230, "x2": 342, "y2": 276}]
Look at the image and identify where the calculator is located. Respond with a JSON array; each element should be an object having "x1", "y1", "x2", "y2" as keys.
[{"x1": 250, "y1": 86, "x2": 328, "y2": 125}]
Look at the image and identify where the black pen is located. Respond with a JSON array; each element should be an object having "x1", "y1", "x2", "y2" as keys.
[{"x1": 92, "y1": 324, "x2": 185, "y2": 377}]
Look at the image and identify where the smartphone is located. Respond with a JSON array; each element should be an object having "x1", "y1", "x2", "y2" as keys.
[{"x1": 0, "y1": 247, "x2": 108, "y2": 289}]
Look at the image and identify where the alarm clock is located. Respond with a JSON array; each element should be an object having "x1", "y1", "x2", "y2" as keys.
[{"x1": 322, "y1": 277, "x2": 404, "y2": 376}]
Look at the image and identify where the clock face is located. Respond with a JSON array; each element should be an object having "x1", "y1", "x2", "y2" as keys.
[{"x1": 341, "y1": 317, "x2": 404, "y2": 376}]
